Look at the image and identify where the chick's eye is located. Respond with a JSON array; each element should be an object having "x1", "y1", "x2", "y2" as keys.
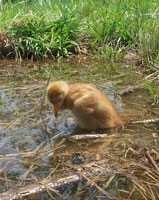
[{"x1": 56, "y1": 94, "x2": 64, "y2": 101}]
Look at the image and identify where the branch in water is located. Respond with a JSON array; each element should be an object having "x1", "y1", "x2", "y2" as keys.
[
  {"x1": 144, "y1": 149, "x2": 159, "y2": 172},
  {"x1": 130, "y1": 118, "x2": 159, "y2": 124},
  {"x1": 0, "y1": 175, "x2": 81, "y2": 200},
  {"x1": 70, "y1": 134, "x2": 108, "y2": 140}
]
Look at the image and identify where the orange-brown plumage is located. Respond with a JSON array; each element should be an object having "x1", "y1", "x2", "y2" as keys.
[{"x1": 47, "y1": 81, "x2": 121, "y2": 130}]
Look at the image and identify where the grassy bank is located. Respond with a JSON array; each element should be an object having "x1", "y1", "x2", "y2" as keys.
[{"x1": 0, "y1": 0, "x2": 159, "y2": 61}]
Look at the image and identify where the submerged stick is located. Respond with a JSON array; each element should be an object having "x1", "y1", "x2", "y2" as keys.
[
  {"x1": 50, "y1": 133, "x2": 109, "y2": 141},
  {"x1": 130, "y1": 118, "x2": 159, "y2": 124},
  {"x1": 70, "y1": 134, "x2": 108, "y2": 140},
  {"x1": 144, "y1": 149, "x2": 159, "y2": 172},
  {"x1": 0, "y1": 160, "x2": 112, "y2": 200},
  {"x1": 0, "y1": 175, "x2": 81, "y2": 200},
  {"x1": 40, "y1": 66, "x2": 54, "y2": 115}
]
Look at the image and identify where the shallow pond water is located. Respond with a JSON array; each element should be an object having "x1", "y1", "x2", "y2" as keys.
[{"x1": 0, "y1": 59, "x2": 159, "y2": 199}]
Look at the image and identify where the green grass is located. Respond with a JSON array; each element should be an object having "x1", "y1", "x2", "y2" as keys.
[
  {"x1": 6, "y1": 14, "x2": 79, "y2": 59},
  {"x1": 0, "y1": 0, "x2": 159, "y2": 61},
  {"x1": 145, "y1": 80, "x2": 159, "y2": 104}
]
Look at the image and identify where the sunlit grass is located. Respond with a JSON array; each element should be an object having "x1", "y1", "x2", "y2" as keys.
[
  {"x1": 0, "y1": 0, "x2": 159, "y2": 61},
  {"x1": 5, "y1": 13, "x2": 80, "y2": 59},
  {"x1": 145, "y1": 81, "x2": 159, "y2": 104}
]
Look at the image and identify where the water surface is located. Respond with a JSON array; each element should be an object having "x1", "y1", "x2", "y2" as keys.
[{"x1": 0, "y1": 59, "x2": 158, "y2": 199}]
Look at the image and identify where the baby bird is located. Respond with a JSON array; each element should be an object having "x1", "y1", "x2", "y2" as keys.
[{"x1": 47, "y1": 81, "x2": 121, "y2": 130}]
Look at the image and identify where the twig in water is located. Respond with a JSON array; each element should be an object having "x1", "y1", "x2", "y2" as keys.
[
  {"x1": 39, "y1": 66, "x2": 54, "y2": 143},
  {"x1": 129, "y1": 118, "x2": 159, "y2": 124},
  {"x1": 144, "y1": 149, "x2": 159, "y2": 172},
  {"x1": 40, "y1": 66, "x2": 54, "y2": 115},
  {"x1": 70, "y1": 134, "x2": 108, "y2": 140},
  {"x1": 0, "y1": 175, "x2": 81, "y2": 200}
]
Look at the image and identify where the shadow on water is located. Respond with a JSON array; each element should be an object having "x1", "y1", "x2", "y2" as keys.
[{"x1": 0, "y1": 59, "x2": 159, "y2": 199}]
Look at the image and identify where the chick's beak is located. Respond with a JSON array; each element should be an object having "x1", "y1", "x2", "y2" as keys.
[{"x1": 53, "y1": 104, "x2": 60, "y2": 118}]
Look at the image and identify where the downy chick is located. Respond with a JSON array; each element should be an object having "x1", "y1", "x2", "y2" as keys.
[{"x1": 47, "y1": 81, "x2": 121, "y2": 130}]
